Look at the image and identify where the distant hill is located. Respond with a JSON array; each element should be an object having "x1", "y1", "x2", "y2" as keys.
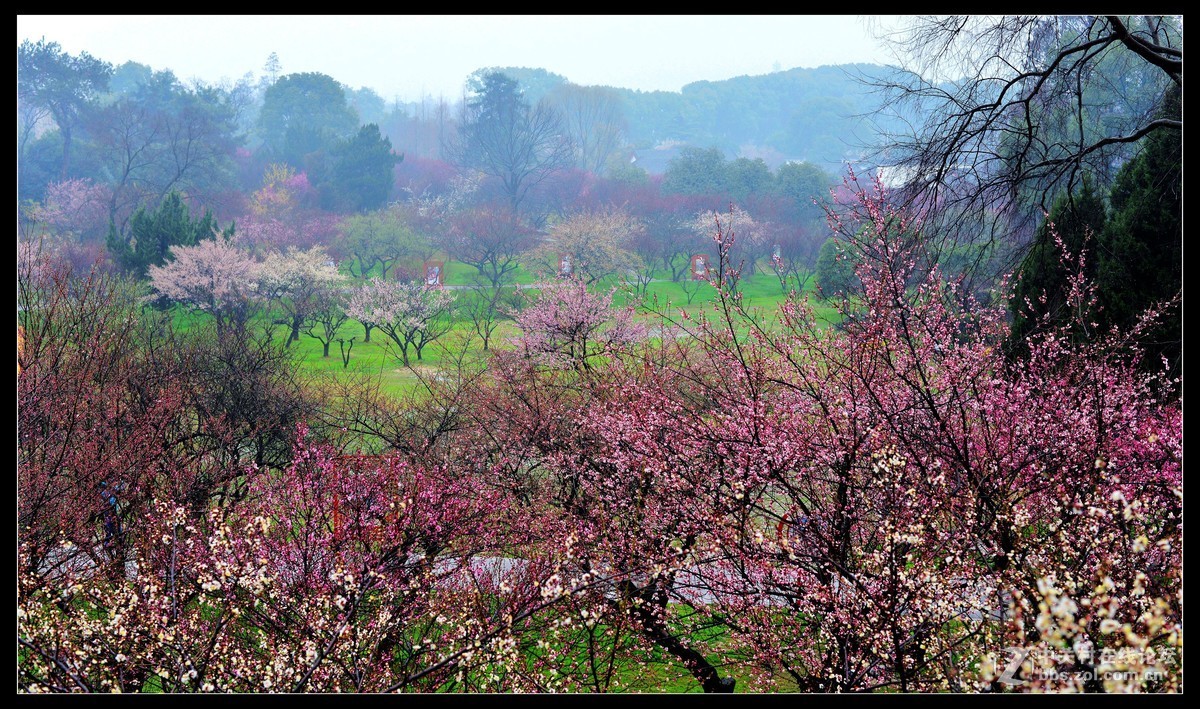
[
  {"x1": 616, "y1": 64, "x2": 910, "y2": 172},
  {"x1": 481, "y1": 63, "x2": 910, "y2": 174}
]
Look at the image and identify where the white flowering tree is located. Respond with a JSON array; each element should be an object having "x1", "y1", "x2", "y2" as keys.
[
  {"x1": 148, "y1": 237, "x2": 261, "y2": 336},
  {"x1": 258, "y1": 246, "x2": 345, "y2": 345},
  {"x1": 345, "y1": 279, "x2": 455, "y2": 366}
]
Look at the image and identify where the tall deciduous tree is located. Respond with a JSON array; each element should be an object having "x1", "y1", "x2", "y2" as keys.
[
  {"x1": 448, "y1": 71, "x2": 574, "y2": 215},
  {"x1": 545, "y1": 83, "x2": 628, "y2": 175},
  {"x1": 17, "y1": 38, "x2": 112, "y2": 179},
  {"x1": 262, "y1": 51, "x2": 282, "y2": 85},
  {"x1": 88, "y1": 71, "x2": 242, "y2": 233}
]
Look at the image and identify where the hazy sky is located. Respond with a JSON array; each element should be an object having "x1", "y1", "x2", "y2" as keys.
[{"x1": 17, "y1": 15, "x2": 903, "y2": 103}]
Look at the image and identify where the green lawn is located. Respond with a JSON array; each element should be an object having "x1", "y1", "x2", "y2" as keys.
[{"x1": 164, "y1": 262, "x2": 841, "y2": 397}]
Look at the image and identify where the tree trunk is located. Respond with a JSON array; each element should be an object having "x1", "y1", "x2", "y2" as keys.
[
  {"x1": 59, "y1": 126, "x2": 73, "y2": 180},
  {"x1": 617, "y1": 580, "x2": 735, "y2": 693}
]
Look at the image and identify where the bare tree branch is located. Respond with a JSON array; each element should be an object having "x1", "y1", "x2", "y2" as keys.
[{"x1": 862, "y1": 15, "x2": 1182, "y2": 283}]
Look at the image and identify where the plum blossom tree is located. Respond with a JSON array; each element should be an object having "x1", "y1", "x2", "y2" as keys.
[
  {"x1": 345, "y1": 279, "x2": 455, "y2": 366},
  {"x1": 18, "y1": 252, "x2": 190, "y2": 584},
  {"x1": 27, "y1": 178, "x2": 112, "y2": 242},
  {"x1": 148, "y1": 236, "x2": 261, "y2": 337},
  {"x1": 532, "y1": 208, "x2": 643, "y2": 285},
  {"x1": 643, "y1": 173, "x2": 1179, "y2": 691},
  {"x1": 234, "y1": 164, "x2": 339, "y2": 255},
  {"x1": 462, "y1": 170, "x2": 1180, "y2": 693},
  {"x1": 687, "y1": 204, "x2": 771, "y2": 278},
  {"x1": 18, "y1": 429, "x2": 602, "y2": 693},
  {"x1": 16, "y1": 167, "x2": 1181, "y2": 694},
  {"x1": 232, "y1": 212, "x2": 340, "y2": 256},
  {"x1": 512, "y1": 278, "x2": 644, "y2": 371},
  {"x1": 257, "y1": 246, "x2": 345, "y2": 345}
]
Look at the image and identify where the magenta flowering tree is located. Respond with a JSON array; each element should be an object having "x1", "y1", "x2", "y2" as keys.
[
  {"x1": 17, "y1": 167, "x2": 1181, "y2": 694},
  {"x1": 464, "y1": 170, "x2": 1181, "y2": 693},
  {"x1": 637, "y1": 172, "x2": 1182, "y2": 691},
  {"x1": 234, "y1": 165, "x2": 340, "y2": 257},
  {"x1": 460, "y1": 344, "x2": 739, "y2": 692}
]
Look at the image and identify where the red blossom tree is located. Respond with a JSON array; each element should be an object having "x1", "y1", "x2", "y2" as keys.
[
  {"x1": 460, "y1": 171, "x2": 1181, "y2": 693},
  {"x1": 442, "y1": 204, "x2": 538, "y2": 290}
]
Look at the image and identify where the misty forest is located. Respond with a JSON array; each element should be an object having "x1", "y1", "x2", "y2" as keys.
[{"x1": 17, "y1": 15, "x2": 1181, "y2": 694}]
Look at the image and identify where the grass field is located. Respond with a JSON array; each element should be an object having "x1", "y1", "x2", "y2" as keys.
[{"x1": 169, "y1": 261, "x2": 841, "y2": 397}]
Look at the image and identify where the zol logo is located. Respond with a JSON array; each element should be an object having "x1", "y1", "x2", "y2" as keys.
[{"x1": 997, "y1": 647, "x2": 1029, "y2": 685}]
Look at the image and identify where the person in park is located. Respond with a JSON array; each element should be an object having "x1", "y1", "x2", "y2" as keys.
[{"x1": 98, "y1": 481, "x2": 124, "y2": 551}]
